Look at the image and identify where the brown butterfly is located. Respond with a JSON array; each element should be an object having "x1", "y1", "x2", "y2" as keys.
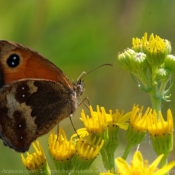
[{"x1": 0, "y1": 40, "x2": 84, "y2": 152}]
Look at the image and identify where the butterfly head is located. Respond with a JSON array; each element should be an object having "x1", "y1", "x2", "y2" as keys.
[{"x1": 73, "y1": 79, "x2": 85, "y2": 98}]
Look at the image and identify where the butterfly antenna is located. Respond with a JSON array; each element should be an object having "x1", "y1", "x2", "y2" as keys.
[
  {"x1": 77, "y1": 71, "x2": 86, "y2": 81},
  {"x1": 77, "y1": 63, "x2": 113, "y2": 81}
]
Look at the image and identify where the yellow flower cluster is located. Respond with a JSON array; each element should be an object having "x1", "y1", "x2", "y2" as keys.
[{"x1": 21, "y1": 104, "x2": 174, "y2": 175}]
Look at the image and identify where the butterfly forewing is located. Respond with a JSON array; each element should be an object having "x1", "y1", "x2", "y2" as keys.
[{"x1": 0, "y1": 40, "x2": 72, "y2": 89}]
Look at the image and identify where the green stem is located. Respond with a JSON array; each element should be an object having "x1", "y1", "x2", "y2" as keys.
[
  {"x1": 44, "y1": 162, "x2": 51, "y2": 175},
  {"x1": 159, "y1": 81, "x2": 168, "y2": 96},
  {"x1": 148, "y1": 66, "x2": 161, "y2": 113},
  {"x1": 152, "y1": 66, "x2": 158, "y2": 82},
  {"x1": 148, "y1": 79, "x2": 170, "y2": 114},
  {"x1": 122, "y1": 143, "x2": 132, "y2": 160},
  {"x1": 148, "y1": 87, "x2": 161, "y2": 114},
  {"x1": 160, "y1": 154, "x2": 169, "y2": 175},
  {"x1": 160, "y1": 154, "x2": 168, "y2": 167},
  {"x1": 100, "y1": 148, "x2": 115, "y2": 171},
  {"x1": 33, "y1": 162, "x2": 51, "y2": 175}
]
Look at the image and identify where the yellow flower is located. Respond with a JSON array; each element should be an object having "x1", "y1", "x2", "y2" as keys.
[
  {"x1": 116, "y1": 151, "x2": 175, "y2": 175},
  {"x1": 81, "y1": 105, "x2": 108, "y2": 134},
  {"x1": 48, "y1": 127, "x2": 76, "y2": 174},
  {"x1": 146, "y1": 109, "x2": 173, "y2": 155},
  {"x1": 71, "y1": 128, "x2": 89, "y2": 140},
  {"x1": 108, "y1": 108, "x2": 130, "y2": 130},
  {"x1": 105, "y1": 107, "x2": 130, "y2": 151},
  {"x1": 81, "y1": 105, "x2": 129, "y2": 134},
  {"x1": 21, "y1": 141, "x2": 50, "y2": 175},
  {"x1": 122, "y1": 105, "x2": 148, "y2": 160},
  {"x1": 129, "y1": 104, "x2": 148, "y2": 132},
  {"x1": 48, "y1": 127, "x2": 75, "y2": 160},
  {"x1": 132, "y1": 33, "x2": 171, "y2": 67},
  {"x1": 132, "y1": 33, "x2": 148, "y2": 52},
  {"x1": 77, "y1": 134, "x2": 104, "y2": 159},
  {"x1": 146, "y1": 33, "x2": 167, "y2": 66},
  {"x1": 81, "y1": 105, "x2": 130, "y2": 170},
  {"x1": 126, "y1": 105, "x2": 148, "y2": 145},
  {"x1": 72, "y1": 134, "x2": 104, "y2": 170}
]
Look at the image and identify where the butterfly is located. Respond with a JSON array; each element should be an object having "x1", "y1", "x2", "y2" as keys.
[{"x1": 0, "y1": 40, "x2": 84, "y2": 152}]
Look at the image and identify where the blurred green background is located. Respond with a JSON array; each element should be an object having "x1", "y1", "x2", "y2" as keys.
[{"x1": 0, "y1": 0, "x2": 175, "y2": 174}]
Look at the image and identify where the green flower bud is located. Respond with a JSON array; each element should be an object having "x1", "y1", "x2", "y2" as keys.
[
  {"x1": 130, "y1": 52, "x2": 148, "y2": 71},
  {"x1": 118, "y1": 49, "x2": 135, "y2": 71},
  {"x1": 156, "y1": 68, "x2": 170, "y2": 81},
  {"x1": 164, "y1": 39, "x2": 172, "y2": 54},
  {"x1": 164, "y1": 54, "x2": 175, "y2": 72}
]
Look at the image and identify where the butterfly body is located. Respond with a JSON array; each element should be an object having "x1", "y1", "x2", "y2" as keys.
[{"x1": 0, "y1": 40, "x2": 84, "y2": 152}]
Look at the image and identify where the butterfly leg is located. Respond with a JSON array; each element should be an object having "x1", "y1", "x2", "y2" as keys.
[
  {"x1": 69, "y1": 115, "x2": 80, "y2": 138},
  {"x1": 78, "y1": 97, "x2": 90, "y2": 109},
  {"x1": 56, "y1": 124, "x2": 60, "y2": 140}
]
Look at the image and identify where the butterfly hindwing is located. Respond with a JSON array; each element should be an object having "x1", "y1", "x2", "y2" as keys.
[{"x1": 0, "y1": 79, "x2": 77, "y2": 152}]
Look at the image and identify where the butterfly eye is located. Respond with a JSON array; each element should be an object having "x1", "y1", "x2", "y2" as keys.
[{"x1": 6, "y1": 54, "x2": 20, "y2": 68}]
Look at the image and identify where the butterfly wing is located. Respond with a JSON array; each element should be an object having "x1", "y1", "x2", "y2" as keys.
[
  {"x1": 0, "y1": 79, "x2": 77, "y2": 152},
  {"x1": 0, "y1": 40, "x2": 72, "y2": 89}
]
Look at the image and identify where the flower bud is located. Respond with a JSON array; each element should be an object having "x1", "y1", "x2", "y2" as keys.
[
  {"x1": 156, "y1": 68, "x2": 170, "y2": 81},
  {"x1": 118, "y1": 49, "x2": 135, "y2": 71},
  {"x1": 164, "y1": 39, "x2": 172, "y2": 54},
  {"x1": 164, "y1": 54, "x2": 175, "y2": 72},
  {"x1": 130, "y1": 52, "x2": 148, "y2": 71}
]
